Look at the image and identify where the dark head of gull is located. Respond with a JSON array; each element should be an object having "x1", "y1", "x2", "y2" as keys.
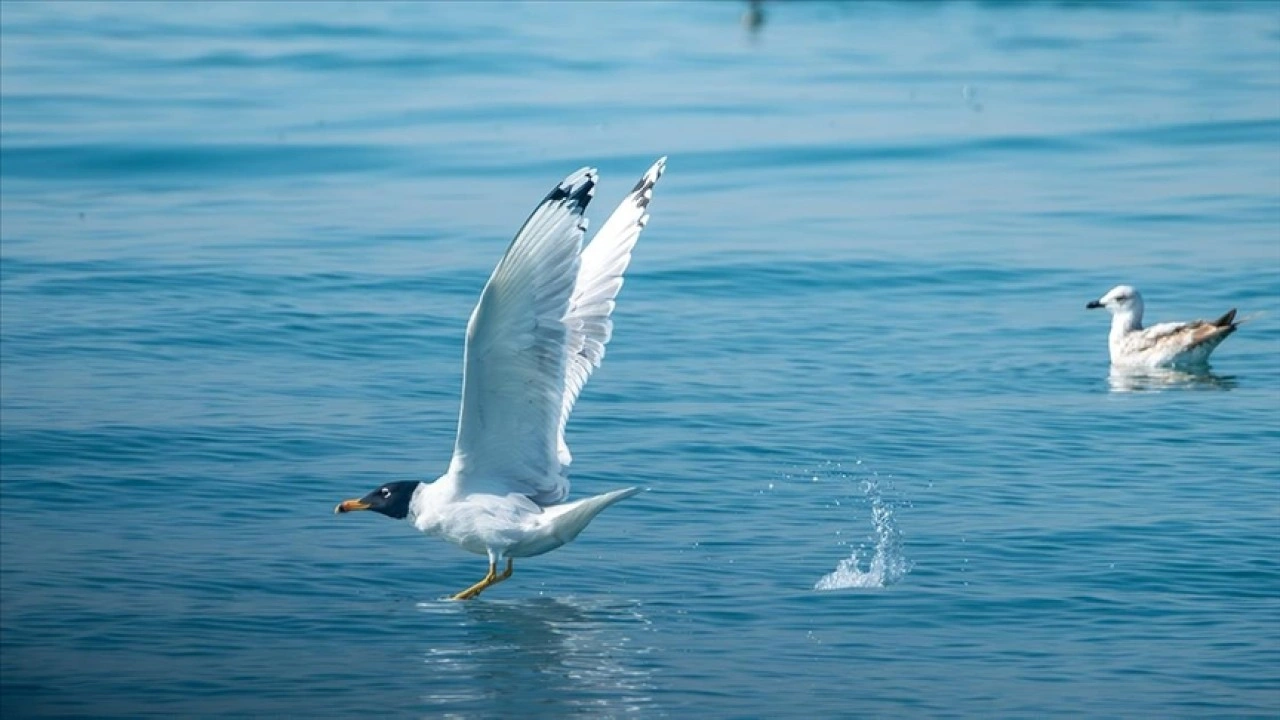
[{"x1": 334, "y1": 481, "x2": 419, "y2": 519}]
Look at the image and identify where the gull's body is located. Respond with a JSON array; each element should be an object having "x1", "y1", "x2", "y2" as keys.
[
  {"x1": 1086, "y1": 285, "x2": 1240, "y2": 369},
  {"x1": 337, "y1": 158, "x2": 665, "y2": 599}
]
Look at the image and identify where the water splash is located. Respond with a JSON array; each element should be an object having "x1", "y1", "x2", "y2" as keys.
[{"x1": 813, "y1": 467, "x2": 911, "y2": 591}]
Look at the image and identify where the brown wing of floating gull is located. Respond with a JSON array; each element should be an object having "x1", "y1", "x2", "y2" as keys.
[{"x1": 1129, "y1": 309, "x2": 1239, "y2": 360}]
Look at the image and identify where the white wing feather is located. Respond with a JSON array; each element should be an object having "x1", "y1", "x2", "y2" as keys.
[
  {"x1": 447, "y1": 159, "x2": 665, "y2": 506},
  {"x1": 448, "y1": 168, "x2": 596, "y2": 504},
  {"x1": 558, "y1": 157, "x2": 666, "y2": 469}
]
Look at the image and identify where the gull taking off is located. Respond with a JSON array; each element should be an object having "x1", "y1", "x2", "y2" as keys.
[
  {"x1": 336, "y1": 158, "x2": 666, "y2": 599},
  {"x1": 1086, "y1": 284, "x2": 1240, "y2": 368}
]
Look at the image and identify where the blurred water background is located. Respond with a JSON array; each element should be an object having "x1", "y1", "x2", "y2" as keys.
[{"x1": 2, "y1": 2, "x2": 1278, "y2": 717}]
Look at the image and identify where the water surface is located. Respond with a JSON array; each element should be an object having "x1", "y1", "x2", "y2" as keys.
[{"x1": 2, "y1": 2, "x2": 1278, "y2": 717}]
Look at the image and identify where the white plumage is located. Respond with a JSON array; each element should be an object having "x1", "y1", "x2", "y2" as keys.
[
  {"x1": 339, "y1": 158, "x2": 665, "y2": 600},
  {"x1": 1087, "y1": 284, "x2": 1240, "y2": 368}
]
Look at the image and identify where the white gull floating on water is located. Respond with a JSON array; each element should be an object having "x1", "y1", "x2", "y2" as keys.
[
  {"x1": 1086, "y1": 284, "x2": 1241, "y2": 369},
  {"x1": 336, "y1": 158, "x2": 665, "y2": 600}
]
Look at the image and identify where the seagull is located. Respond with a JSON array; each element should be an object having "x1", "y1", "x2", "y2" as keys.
[
  {"x1": 1086, "y1": 284, "x2": 1240, "y2": 368},
  {"x1": 335, "y1": 158, "x2": 665, "y2": 600}
]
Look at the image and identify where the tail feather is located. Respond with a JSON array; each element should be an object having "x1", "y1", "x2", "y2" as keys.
[
  {"x1": 1183, "y1": 309, "x2": 1240, "y2": 354},
  {"x1": 509, "y1": 487, "x2": 642, "y2": 558},
  {"x1": 548, "y1": 487, "x2": 641, "y2": 545}
]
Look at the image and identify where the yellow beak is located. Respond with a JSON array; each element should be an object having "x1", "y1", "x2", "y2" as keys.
[{"x1": 334, "y1": 499, "x2": 371, "y2": 514}]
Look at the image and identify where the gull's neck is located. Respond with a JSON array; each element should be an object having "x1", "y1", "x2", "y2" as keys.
[
  {"x1": 1109, "y1": 306, "x2": 1143, "y2": 341},
  {"x1": 409, "y1": 476, "x2": 455, "y2": 534}
]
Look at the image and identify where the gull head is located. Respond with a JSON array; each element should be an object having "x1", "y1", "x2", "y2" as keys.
[
  {"x1": 1087, "y1": 284, "x2": 1144, "y2": 316},
  {"x1": 334, "y1": 480, "x2": 418, "y2": 519}
]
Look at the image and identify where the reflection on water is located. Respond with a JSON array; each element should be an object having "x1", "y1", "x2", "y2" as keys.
[
  {"x1": 415, "y1": 596, "x2": 658, "y2": 717},
  {"x1": 1107, "y1": 367, "x2": 1238, "y2": 393}
]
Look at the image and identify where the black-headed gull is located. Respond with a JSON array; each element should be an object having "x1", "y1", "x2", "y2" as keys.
[{"x1": 337, "y1": 158, "x2": 665, "y2": 599}]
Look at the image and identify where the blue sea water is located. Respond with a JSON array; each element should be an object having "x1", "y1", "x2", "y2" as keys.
[{"x1": 2, "y1": 1, "x2": 1278, "y2": 717}]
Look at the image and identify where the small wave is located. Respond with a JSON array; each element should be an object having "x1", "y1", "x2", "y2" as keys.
[{"x1": 812, "y1": 465, "x2": 911, "y2": 591}]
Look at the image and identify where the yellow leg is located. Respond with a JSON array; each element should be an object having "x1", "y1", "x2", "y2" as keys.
[{"x1": 450, "y1": 558, "x2": 514, "y2": 601}]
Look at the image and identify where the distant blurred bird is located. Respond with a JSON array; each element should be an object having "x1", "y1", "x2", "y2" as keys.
[
  {"x1": 1086, "y1": 284, "x2": 1240, "y2": 368},
  {"x1": 336, "y1": 158, "x2": 666, "y2": 600},
  {"x1": 743, "y1": 0, "x2": 765, "y2": 33}
]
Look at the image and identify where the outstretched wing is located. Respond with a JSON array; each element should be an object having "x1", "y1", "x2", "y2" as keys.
[
  {"x1": 557, "y1": 157, "x2": 666, "y2": 469},
  {"x1": 448, "y1": 168, "x2": 596, "y2": 505}
]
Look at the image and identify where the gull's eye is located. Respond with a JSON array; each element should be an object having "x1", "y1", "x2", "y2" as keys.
[{"x1": 380, "y1": 487, "x2": 391, "y2": 499}]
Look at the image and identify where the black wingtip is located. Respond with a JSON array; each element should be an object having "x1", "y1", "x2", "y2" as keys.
[
  {"x1": 629, "y1": 156, "x2": 667, "y2": 194},
  {"x1": 620, "y1": 157, "x2": 666, "y2": 221},
  {"x1": 547, "y1": 167, "x2": 597, "y2": 214}
]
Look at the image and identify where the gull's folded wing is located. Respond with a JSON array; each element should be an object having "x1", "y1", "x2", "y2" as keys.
[
  {"x1": 1127, "y1": 321, "x2": 1191, "y2": 353},
  {"x1": 1128, "y1": 317, "x2": 1236, "y2": 357}
]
